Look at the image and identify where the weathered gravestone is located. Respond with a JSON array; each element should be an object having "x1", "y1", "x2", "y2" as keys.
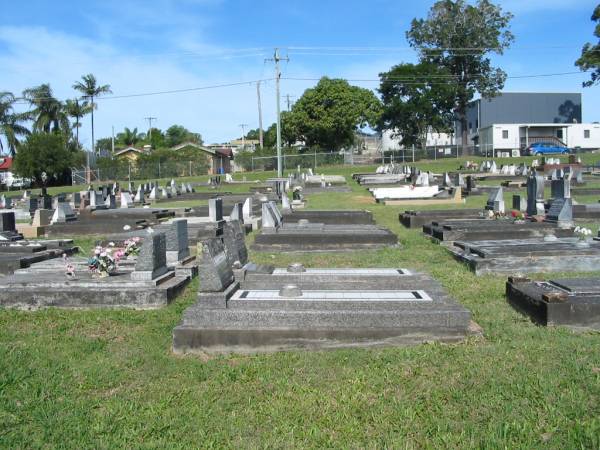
[
  {"x1": 208, "y1": 198, "x2": 223, "y2": 222},
  {"x1": 544, "y1": 197, "x2": 573, "y2": 228},
  {"x1": 526, "y1": 174, "x2": 545, "y2": 216},
  {"x1": 131, "y1": 232, "x2": 169, "y2": 281},
  {"x1": 166, "y1": 219, "x2": 190, "y2": 264},
  {"x1": 197, "y1": 237, "x2": 235, "y2": 294},
  {"x1": 230, "y1": 202, "x2": 243, "y2": 223}
]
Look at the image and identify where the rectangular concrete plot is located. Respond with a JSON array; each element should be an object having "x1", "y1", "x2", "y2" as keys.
[
  {"x1": 450, "y1": 238, "x2": 600, "y2": 275},
  {"x1": 506, "y1": 277, "x2": 600, "y2": 329}
]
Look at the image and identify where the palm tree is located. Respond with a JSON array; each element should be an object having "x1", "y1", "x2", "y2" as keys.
[
  {"x1": 72, "y1": 74, "x2": 112, "y2": 154},
  {"x1": 64, "y1": 99, "x2": 91, "y2": 148},
  {"x1": 0, "y1": 91, "x2": 30, "y2": 156},
  {"x1": 22, "y1": 84, "x2": 69, "y2": 134},
  {"x1": 117, "y1": 127, "x2": 145, "y2": 146}
]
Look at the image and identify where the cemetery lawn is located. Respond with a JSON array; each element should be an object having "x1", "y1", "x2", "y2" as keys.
[{"x1": 2, "y1": 163, "x2": 600, "y2": 448}]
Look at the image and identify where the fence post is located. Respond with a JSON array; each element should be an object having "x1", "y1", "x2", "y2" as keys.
[
  {"x1": 251, "y1": 157, "x2": 254, "y2": 172},
  {"x1": 314, "y1": 152, "x2": 317, "y2": 168},
  {"x1": 189, "y1": 161, "x2": 192, "y2": 177}
]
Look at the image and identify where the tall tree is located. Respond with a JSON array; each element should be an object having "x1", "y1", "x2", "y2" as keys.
[
  {"x1": 116, "y1": 127, "x2": 144, "y2": 146},
  {"x1": 0, "y1": 91, "x2": 30, "y2": 156},
  {"x1": 72, "y1": 74, "x2": 112, "y2": 153},
  {"x1": 287, "y1": 77, "x2": 382, "y2": 151},
  {"x1": 407, "y1": 0, "x2": 514, "y2": 154},
  {"x1": 22, "y1": 84, "x2": 69, "y2": 134},
  {"x1": 64, "y1": 99, "x2": 91, "y2": 148},
  {"x1": 165, "y1": 125, "x2": 202, "y2": 147},
  {"x1": 575, "y1": 4, "x2": 600, "y2": 87},
  {"x1": 379, "y1": 62, "x2": 456, "y2": 149}
]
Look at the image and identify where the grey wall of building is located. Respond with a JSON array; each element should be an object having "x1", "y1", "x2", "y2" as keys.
[{"x1": 460, "y1": 92, "x2": 582, "y2": 134}]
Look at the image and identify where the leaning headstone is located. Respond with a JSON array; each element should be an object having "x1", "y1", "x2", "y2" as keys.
[
  {"x1": 131, "y1": 232, "x2": 169, "y2": 281},
  {"x1": 242, "y1": 198, "x2": 253, "y2": 220},
  {"x1": 230, "y1": 202, "x2": 244, "y2": 223},
  {"x1": 51, "y1": 203, "x2": 76, "y2": 224},
  {"x1": 134, "y1": 186, "x2": 143, "y2": 203},
  {"x1": 222, "y1": 220, "x2": 248, "y2": 267},
  {"x1": 197, "y1": 238, "x2": 234, "y2": 293},
  {"x1": 104, "y1": 194, "x2": 116, "y2": 209},
  {"x1": 261, "y1": 202, "x2": 278, "y2": 228},
  {"x1": 485, "y1": 187, "x2": 504, "y2": 213},
  {"x1": 120, "y1": 192, "x2": 133, "y2": 208},
  {"x1": 166, "y1": 219, "x2": 190, "y2": 264},
  {"x1": 545, "y1": 197, "x2": 573, "y2": 228},
  {"x1": 209, "y1": 198, "x2": 223, "y2": 222}
]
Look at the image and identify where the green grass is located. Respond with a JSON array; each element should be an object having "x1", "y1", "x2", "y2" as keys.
[{"x1": 2, "y1": 161, "x2": 600, "y2": 448}]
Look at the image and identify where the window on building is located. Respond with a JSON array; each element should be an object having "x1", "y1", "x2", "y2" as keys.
[
  {"x1": 502, "y1": 130, "x2": 509, "y2": 139},
  {"x1": 584, "y1": 129, "x2": 590, "y2": 139},
  {"x1": 557, "y1": 129, "x2": 563, "y2": 139}
]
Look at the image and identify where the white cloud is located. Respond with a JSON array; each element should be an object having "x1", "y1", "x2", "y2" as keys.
[
  {"x1": 499, "y1": 0, "x2": 596, "y2": 14},
  {"x1": 0, "y1": 25, "x2": 276, "y2": 146}
]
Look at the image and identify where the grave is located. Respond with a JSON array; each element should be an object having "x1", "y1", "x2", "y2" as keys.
[
  {"x1": 448, "y1": 237, "x2": 600, "y2": 275},
  {"x1": 506, "y1": 276, "x2": 600, "y2": 329},
  {"x1": 282, "y1": 209, "x2": 374, "y2": 225},
  {"x1": 0, "y1": 231, "x2": 189, "y2": 309},
  {"x1": 399, "y1": 209, "x2": 482, "y2": 229},
  {"x1": 383, "y1": 187, "x2": 463, "y2": 206},
  {"x1": 424, "y1": 219, "x2": 574, "y2": 243},
  {"x1": 16, "y1": 209, "x2": 53, "y2": 238},
  {"x1": 172, "y1": 238, "x2": 473, "y2": 354},
  {"x1": 0, "y1": 211, "x2": 22, "y2": 241},
  {"x1": 252, "y1": 202, "x2": 398, "y2": 252},
  {"x1": 370, "y1": 186, "x2": 440, "y2": 202}
]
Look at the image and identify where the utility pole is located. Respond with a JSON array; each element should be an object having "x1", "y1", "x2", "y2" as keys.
[
  {"x1": 145, "y1": 116, "x2": 157, "y2": 140},
  {"x1": 111, "y1": 126, "x2": 115, "y2": 154},
  {"x1": 284, "y1": 94, "x2": 295, "y2": 111},
  {"x1": 266, "y1": 48, "x2": 289, "y2": 177},
  {"x1": 256, "y1": 81, "x2": 264, "y2": 148},
  {"x1": 239, "y1": 124, "x2": 248, "y2": 150}
]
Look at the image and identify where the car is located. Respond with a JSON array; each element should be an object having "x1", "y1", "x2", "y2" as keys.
[
  {"x1": 525, "y1": 142, "x2": 570, "y2": 156},
  {"x1": 5, "y1": 176, "x2": 31, "y2": 189}
]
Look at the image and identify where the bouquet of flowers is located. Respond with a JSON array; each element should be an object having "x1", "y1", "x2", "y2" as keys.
[
  {"x1": 574, "y1": 226, "x2": 593, "y2": 241},
  {"x1": 511, "y1": 210, "x2": 525, "y2": 222},
  {"x1": 123, "y1": 237, "x2": 142, "y2": 258},
  {"x1": 64, "y1": 254, "x2": 75, "y2": 279},
  {"x1": 88, "y1": 246, "x2": 118, "y2": 277}
]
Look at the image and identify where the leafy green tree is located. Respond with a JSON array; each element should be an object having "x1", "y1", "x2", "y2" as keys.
[
  {"x1": 64, "y1": 98, "x2": 91, "y2": 148},
  {"x1": 13, "y1": 133, "x2": 83, "y2": 185},
  {"x1": 407, "y1": 0, "x2": 514, "y2": 153},
  {"x1": 287, "y1": 77, "x2": 381, "y2": 151},
  {"x1": 116, "y1": 127, "x2": 145, "y2": 146},
  {"x1": 142, "y1": 128, "x2": 165, "y2": 149},
  {"x1": 72, "y1": 74, "x2": 112, "y2": 152},
  {"x1": 95, "y1": 137, "x2": 113, "y2": 154},
  {"x1": 22, "y1": 84, "x2": 69, "y2": 135},
  {"x1": 165, "y1": 125, "x2": 203, "y2": 147},
  {"x1": 576, "y1": 4, "x2": 600, "y2": 87},
  {"x1": 379, "y1": 62, "x2": 456, "y2": 149},
  {"x1": 0, "y1": 91, "x2": 30, "y2": 156}
]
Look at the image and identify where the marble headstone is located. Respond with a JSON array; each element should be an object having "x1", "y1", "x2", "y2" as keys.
[{"x1": 131, "y1": 232, "x2": 169, "y2": 281}]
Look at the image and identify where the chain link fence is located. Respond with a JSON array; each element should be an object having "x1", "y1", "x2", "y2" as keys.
[{"x1": 71, "y1": 159, "x2": 210, "y2": 185}]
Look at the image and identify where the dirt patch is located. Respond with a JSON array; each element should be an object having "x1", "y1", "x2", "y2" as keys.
[{"x1": 353, "y1": 195, "x2": 375, "y2": 204}]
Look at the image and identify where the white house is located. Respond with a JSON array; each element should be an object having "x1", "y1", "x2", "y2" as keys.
[{"x1": 478, "y1": 123, "x2": 600, "y2": 154}]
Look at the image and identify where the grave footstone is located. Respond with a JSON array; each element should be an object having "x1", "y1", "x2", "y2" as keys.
[{"x1": 131, "y1": 232, "x2": 169, "y2": 281}]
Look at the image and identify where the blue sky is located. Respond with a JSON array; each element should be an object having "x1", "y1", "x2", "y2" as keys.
[{"x1": 0, "y1": 0, "x2": 598, "y2": 148}]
